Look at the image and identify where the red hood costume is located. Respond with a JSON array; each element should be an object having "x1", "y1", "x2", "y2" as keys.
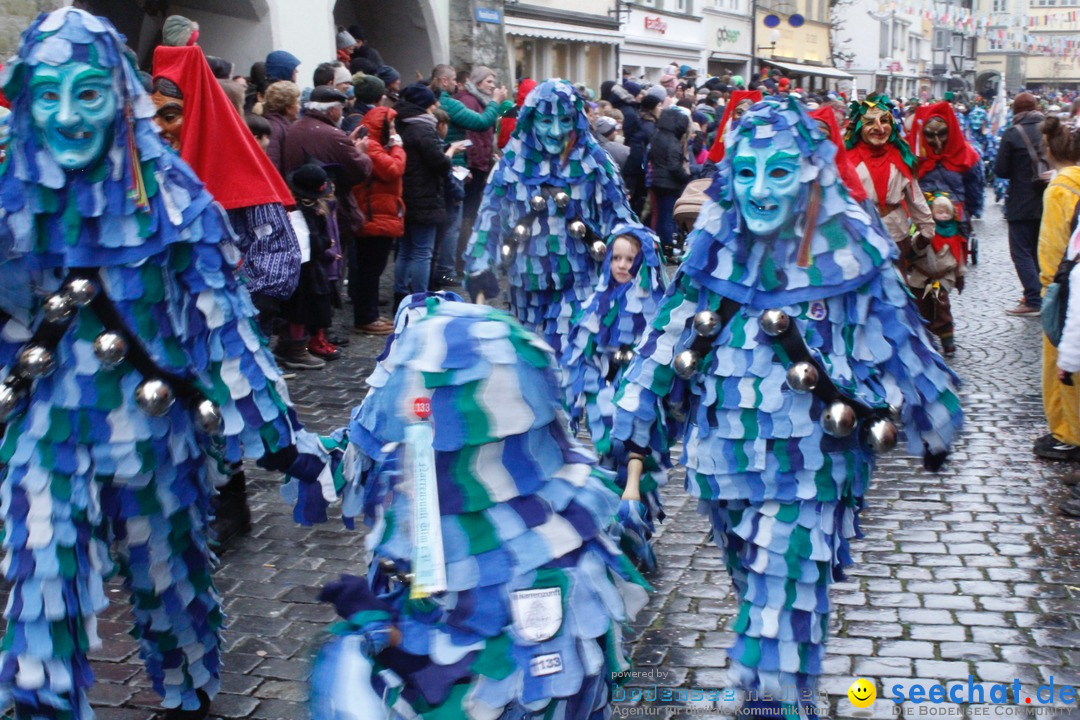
[
  {"x1": 706, "y1": 89, "x2": 762, "y2": 163},
  {"x1": 810, "y1": 106, "x2": 867, "y2": 204},
  {"x1": 498, "y1": 78, "x2": 538, "y2": 150},
  {"x1": 910, "y1": 102, "x2": 980, "y2": 178},
  {"x1": 152, "y1": 45, "x2": 293, "y2": 210}
]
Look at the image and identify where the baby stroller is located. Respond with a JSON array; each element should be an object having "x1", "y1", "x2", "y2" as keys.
[{"x1": 671, "y1": 178, "x2": 711, "y2": 262}]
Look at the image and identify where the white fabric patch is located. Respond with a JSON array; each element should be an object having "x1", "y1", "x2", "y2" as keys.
[{"x1": 511, "y1": 587, "x2": 563, "y2": 642}]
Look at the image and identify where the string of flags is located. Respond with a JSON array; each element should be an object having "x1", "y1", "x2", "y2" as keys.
[{"x1": 876, "y1": 0, "x2": 1080, "y2": 62}]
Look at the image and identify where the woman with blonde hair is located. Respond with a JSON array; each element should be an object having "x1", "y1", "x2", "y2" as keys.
[{"x1": 263, "y1": 80, "x2": 301, "y2": 173}]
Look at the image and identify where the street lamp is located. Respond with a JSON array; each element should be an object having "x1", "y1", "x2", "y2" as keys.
[{"x1": 757, "y1": 27, "x2": 782, "y2": 55}]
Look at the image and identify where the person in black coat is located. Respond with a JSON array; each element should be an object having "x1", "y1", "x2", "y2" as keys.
[
  {"x1": 611, "y1": 81, "x2": 647, "y2": 214},
  {"x1": 648, "y1": 107, "x2": 691, "y2": 255},
  {"x1": 394, "y1": 83, "x2": 457, "y2": 306},
  {"x1": 994, "y1": 92, "x2": 1049, "y2": 315}
]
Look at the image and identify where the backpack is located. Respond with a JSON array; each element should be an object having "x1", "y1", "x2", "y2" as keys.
[{"x1": 1040, "y1": 185, "x2": 1080, "y2": 346}]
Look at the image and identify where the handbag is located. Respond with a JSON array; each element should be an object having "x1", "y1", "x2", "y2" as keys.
[{"x1": 1016, "y1": 124, "x2": 1052, "y2": 194}]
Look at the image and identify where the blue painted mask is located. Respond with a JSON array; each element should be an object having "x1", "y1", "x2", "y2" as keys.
[
  {"x1": 30, "y1": 60, "x2": 117, "y2": 170},
  {"x1": 731, "y1": 137, "x2": 802, "y2": 238},
  {"x1": 532, "y1": 106, "x2": 576, "y2": 156}
]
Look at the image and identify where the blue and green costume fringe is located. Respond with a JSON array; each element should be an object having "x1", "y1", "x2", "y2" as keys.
[
  {"x1": 464, "y1": 79, "x2": 641, "y2": 358},
  {"x1": 0, "y1": 9, "x2": 328, "y2": 719},
  {"x1": 307, "y1": 296, "x2": 648, "y2": 719},
  {"x1": 612, "y1": 97, "x2": 962, "y2": 717},
  {"x1": 561, "y1": 224, "x2": 670, "y2": 569}
]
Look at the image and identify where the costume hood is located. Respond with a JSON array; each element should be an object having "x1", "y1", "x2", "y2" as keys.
[
  {"x1": 910, "y1": 102, "x2": 980, "y2": 177},
  {"x1": 810, "y1": 106, "x2": 867, "y2": 203},
  {"x1": 682, "y1": 96, "x2": 895, "y2": 307},
  {"x1": 153, "y1": 45, "x2": 293, "y2": 210}
]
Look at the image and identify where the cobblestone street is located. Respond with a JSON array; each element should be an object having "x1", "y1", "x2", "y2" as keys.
[{"x1": 72, "y1": 203, "x2": 1080, "y2": 720}]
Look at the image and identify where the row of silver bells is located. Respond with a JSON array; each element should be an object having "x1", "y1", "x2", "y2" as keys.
[
  {"x1": 502, "y1": 214, "x2": 607, "y2": 263},
  {"x1": 671, "y1": 308, "x2": 897, "y2": 452}
]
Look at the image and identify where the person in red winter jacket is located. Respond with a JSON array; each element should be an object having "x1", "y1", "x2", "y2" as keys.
[
  {"x1": 350, "y1": 105, "x2": 406, "y2": 334},
  {"x1": 497, "y1": 77, "x2": 537, "y2": 149}
]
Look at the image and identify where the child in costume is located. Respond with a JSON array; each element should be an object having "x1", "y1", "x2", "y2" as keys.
[
  {"x1": 0, "y1": 9, "x2": 330, "y2": 720},
  {"x1": 906, "y1": 195, "x2": 966, "y2": 356},
  {"x1": 463, "y1": 79, "x2": 643, "y2": 357},
  {"x1": 612, "y1": 97, "x2": 962, "y2": 719},
  {"x1": 303, "y1": 293, "x2": 648, "y2": 720},
  {"x1": 561, "y1": 225, "x2": 669, "y2": 569}
]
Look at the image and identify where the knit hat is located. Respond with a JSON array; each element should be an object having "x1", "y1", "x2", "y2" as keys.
[
  {"x1": 401, "y1": 82, "x2": 437, "y2": 109},
  {"x1": 623, "y1": 80, "x2": 642, "y2": 97},
  {"x1": 376, "y1": 65, "x2": 401, "y2": 87},
  {"x1": 348, "y1": 24, "x2": 366, "y2": 42},
  {"x1": 336, "y1": 28, "x2": 357, "y2": 50},
  {"x1": 266, "y1": 50, "x2": 301, "y2": 81},
  {"x1": 162, "y1": 15, "x2": 199, "y2": 47},
  {"x1": 332, "y1": 65, "x2": 352, "y2": 87},
  {"x1": 288, "y1": 163, "x2": 334, "y2": 200},
  {"x1": 352, "y1": 73, "x2": 385, "y2": 104},
  {"x1": 595, "y1": 116, "x2": 617, "y2": 136},
  {"x1": 1013, "y1": 92, "x2": 1038, "y2": 113},
  {"x1": 645, "y1": 84, "x2": 667, "y2": 103},
  {"x1": 641, "y1": 94, "x2": 662, "y2": 111}
]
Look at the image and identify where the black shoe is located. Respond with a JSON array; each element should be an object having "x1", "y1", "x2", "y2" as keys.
[
  {"x1": 326, "y1": 333, "x2": 351, "y2": 347},
  {"x1": 1059, "y1": 498, "x2": 1080, "y2": 518},
  {"x1": 436, "y1": 273, "x2": 462, "y2": 288},
  {"x1": 164, "y1": 690, "x2": 212, "y2": 720},
  {"x1": 210, "y1": 473, "x2": 252, "y2": 549},
  {"x1": 1034, "y1": 434, "x2": 1058, "y2": 451},
  {"x1": 1034, "y1": 439, "x2": 1080, "y2": 462}
]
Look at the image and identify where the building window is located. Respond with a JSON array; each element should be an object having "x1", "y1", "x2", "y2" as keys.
[
  {"x1": 932, "y1": 28, "x2": 949, "y2": 50},
  {"x1": 879, "y1": 22, "x2": 890, "y2": 58},
  {"x1": 992, "y1": 0, "x2": 1006, "y2": 9}
]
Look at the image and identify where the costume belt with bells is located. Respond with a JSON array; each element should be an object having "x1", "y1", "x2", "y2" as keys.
[
  {"x1": 671, "y1": 300, "x2": 898, "y2": 453},
  {"x1": 0, "y1": 268, "x2": 222, "y2": 434},
  {"x1": 500, "y1": 186, "x2": 608, "y2": 264}
]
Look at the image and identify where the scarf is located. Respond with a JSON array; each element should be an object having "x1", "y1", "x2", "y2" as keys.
[
  {"x1": 848, "y1": 142, "x2": 914, "y2": 214},
  {"x1": 463, "y1": 81, "x2": 493, "y2": 109}
]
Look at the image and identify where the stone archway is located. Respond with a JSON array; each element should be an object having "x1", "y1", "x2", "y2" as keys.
[{"x1": 333, "y1": 0, "x2": 446, "y2": 83}]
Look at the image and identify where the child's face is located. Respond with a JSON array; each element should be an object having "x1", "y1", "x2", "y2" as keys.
[
  {"x1": 610, "y1": 236, "x2": 640, "y2": 285},
  {"x1": 437, "y1": 121, "x2": 448, "y2": 139},
  {"x1": 932, "y1": 200, "x2": 953, "y2": 222}
]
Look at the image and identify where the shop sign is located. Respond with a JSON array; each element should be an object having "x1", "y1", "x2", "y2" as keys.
[
  {"x1": 716, "y1": 26, "x2": 740, "y2": 44},
  {"x1": 644, "y1": 16, "x2": 667, "y2": 34},
  {"x1": 475, "y1": 7, "x2": 502, "y2": 24}
]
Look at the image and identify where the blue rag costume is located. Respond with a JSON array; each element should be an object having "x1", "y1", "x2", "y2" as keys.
[
  {"x1": 307, "y1": 294, "x2": 648, "y2": 720},
  {"x1": 464, "y1": 79, "x2": 641, "y2": 357},
  {"x1": 0, "y1": 9, "x2": 328, "y2": 719},
  {"x1": 611, "y1": 97, "x2": 963, "y2": 717},
  {"x1": 561, "y1": 224, "x2": 670, "y2": 569}
]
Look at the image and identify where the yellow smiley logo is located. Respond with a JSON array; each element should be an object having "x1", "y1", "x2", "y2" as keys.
[{"x1": 848, "y1": 678, "x2": 877, "y2": 708}]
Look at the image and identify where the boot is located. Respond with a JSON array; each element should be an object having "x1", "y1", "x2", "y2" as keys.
[
  {"x1": 211, "y1": 468, "x2": 252, "y2": 548},
  {"x1": 308, "y1": 329, "x2": 341, "y2": 360},
  {"x1": 278, "y1": 339, "x2": 325, "y2": 370},
  {"x1": 164, "y1": 689, "x2": 212, "y2": 720}
]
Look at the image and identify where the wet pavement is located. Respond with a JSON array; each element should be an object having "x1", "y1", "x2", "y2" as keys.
[{"x1": 40, "y1": 202, "x2": 1080, "y2": 719}]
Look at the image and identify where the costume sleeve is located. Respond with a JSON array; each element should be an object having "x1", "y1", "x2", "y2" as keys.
[
  {"x1": 443, "y1": 93, "x2": 501, "y2": 131},
  {"x1": 1039, "y1": 185, "x2": 1077, "y2": 288},
  {"x1": 962, "y1": 160, "x2": 985, "y2": 218},
  {"x1": 905, "y1": 175, "x2": 937, "y2": 239},
  {"x1": 863, "y1": 271, "x2": 962, "y2": 456},
  {"x1": 463, "y1": 178, "x2": 505, "y2": 276},
  {"x1": 612, "y1": 270, "x2": 700, "y2": 453},
  {"x1": 1058, "y1": 253, "x2": 1080, "y2": 373}
]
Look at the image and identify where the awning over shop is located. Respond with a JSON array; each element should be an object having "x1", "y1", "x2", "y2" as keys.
[
  {"x1": 758, "y1": 58, "x2": 853, "y2": 80},
  {"x1": 505, "y1": 15, "x2": 621, "y2": 45}
]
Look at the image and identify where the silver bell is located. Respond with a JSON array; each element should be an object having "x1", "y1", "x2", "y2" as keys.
[
  {"x1": 0, "y1": 382, "x2": 21, "y2": 420},
  {"x1": 693, "y1": 310, "x2": 722, "y2": 338},
  {"x1": 821, "y1": 401, "x2": 857, "y2": 438},
  {"x1": 194, "y1": 398, "x2": 222, "y2": 434},
  {"x1": 553, "y1": 191, "x2": 570, "y2": 208},
  {"x1": 567, "y1": 220, "x2": 587, "y2": 240},
  {"x1": 673, "y1": 349, "x2": 699, "y2": 379},
  {"x1": 63, "y1": 277, "x2": 98, "y2": 307},
  {"x1": 512, "y1": 224, "x2": 530, "y2": 242},
  {"x1": 501, "y1": 243, "x2": 514, "y2": 260},
  {"x1": 43, "y1": 294, "x2": 75, "y2": 324},
  {"x1": 613, "y1": 348, "x2": 634, "y2": 366},
  {"x1": 135, "y1": 379, "x2": 175, "y2": 417},
  {"x1": 786, "y1": 362, "x2": 819, "y2": 393},
  {"x1": 93, "y1": 332, "x2": 128, "y2": 369},
  {"x1": 590, "y1": 240, "x2": 608, "y2": 263},
  {"x1": 759, "y1": 309, "x2": 790, "y2": 337},
  {"x1": 19, "y1": 346, "x2": 55, "y2": 378},
  {"x1": 864, "y1": 417, "x2": 898, "y2": 453},
  {"x1": 529, "y1": 195, "x2": 547, "y2": 212}
]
